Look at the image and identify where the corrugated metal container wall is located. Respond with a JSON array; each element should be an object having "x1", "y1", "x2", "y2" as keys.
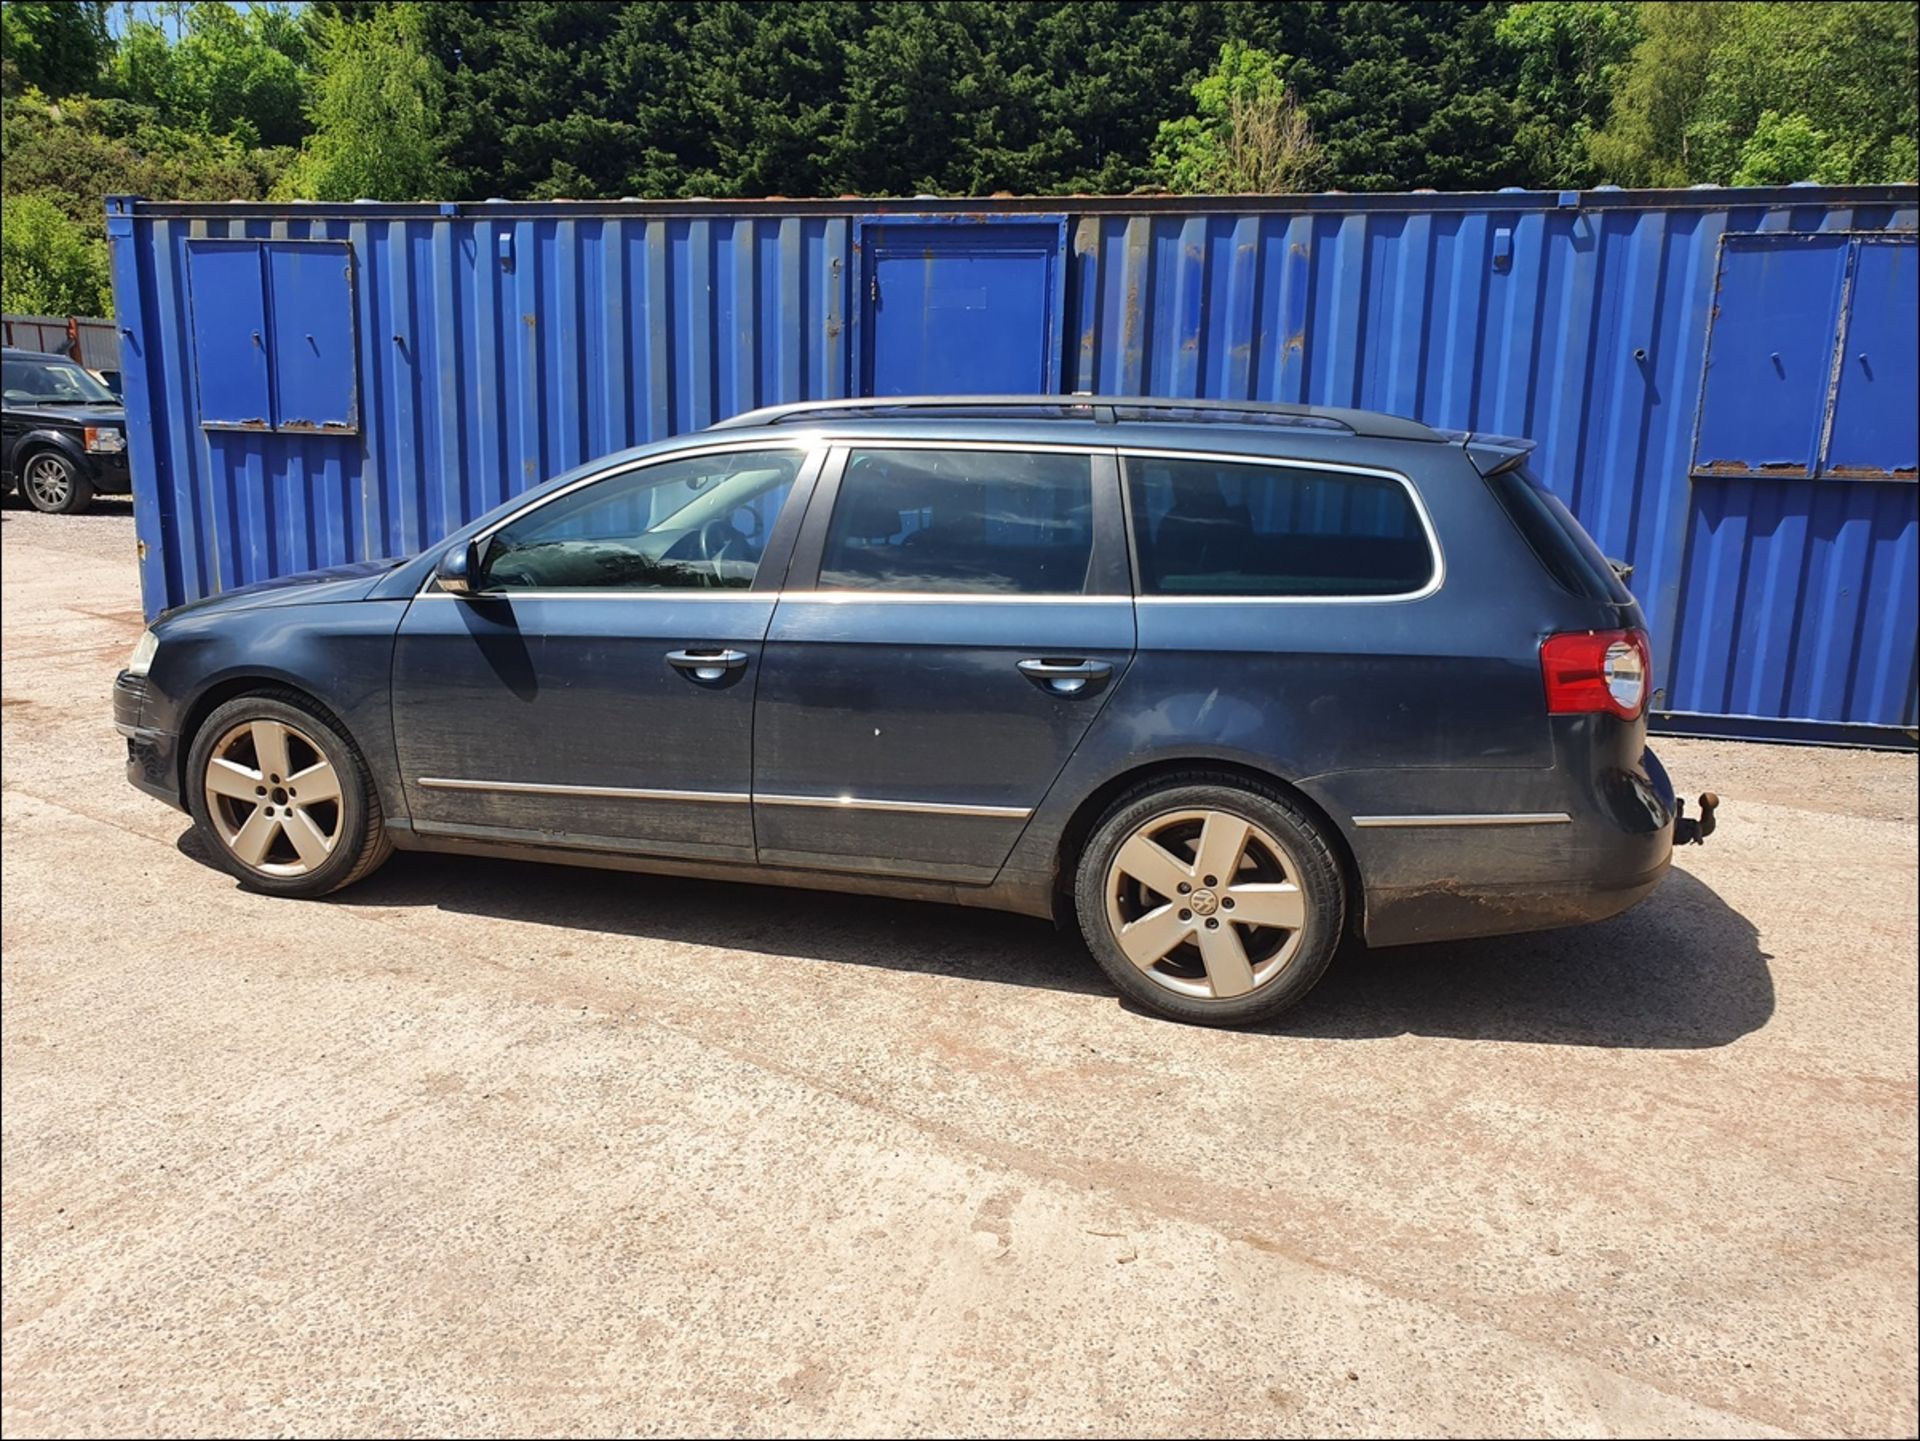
[{"x1": 107, "y1": 188, "x2": 1918, "y2": 745}]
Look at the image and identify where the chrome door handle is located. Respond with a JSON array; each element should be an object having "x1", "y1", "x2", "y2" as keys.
[
  {"x1": 666, "y1": 648, "x2": 749, "y2": 683},
  {"x1": 1017, "y1": 658, "x2": 1113, "y2": 696}
]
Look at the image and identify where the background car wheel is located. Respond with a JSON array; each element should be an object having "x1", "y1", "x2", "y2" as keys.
[
  {"x1": 1074, "y1": 775, "x2": 1346, "y2": 1027},
  {"x1": 20, "y1": 450, "x2": 93, "y2": 515},
  {"x1": 184, "y1": 690, "x2": 393, "y2": 898}
]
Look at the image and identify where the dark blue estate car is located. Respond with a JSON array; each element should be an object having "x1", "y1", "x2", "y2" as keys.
[{"x1": 115, "y1": 397, "x2": 1696, "y2": 1025}]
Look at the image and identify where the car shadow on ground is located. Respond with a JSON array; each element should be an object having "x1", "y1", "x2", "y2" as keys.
[{"x1": 182, "y1": 830, "x2": 1771, "y2": 1048}]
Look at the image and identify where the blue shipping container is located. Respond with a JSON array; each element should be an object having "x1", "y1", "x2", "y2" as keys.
[{"x1": 105, "y1": 187, "x2": 1919, "y2": 745}]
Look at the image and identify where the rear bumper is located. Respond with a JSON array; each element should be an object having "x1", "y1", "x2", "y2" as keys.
[
  {"x1": 1306, "y1": 740, "x2": 1679, "y2": 948},
  {"x1": 113, "y1": 671, "x2": 183, "y2": 809}
]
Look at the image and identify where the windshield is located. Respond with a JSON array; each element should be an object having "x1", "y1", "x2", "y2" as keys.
[{"x1": 2, "y1": 356, "x2": 116, "y2": 405}]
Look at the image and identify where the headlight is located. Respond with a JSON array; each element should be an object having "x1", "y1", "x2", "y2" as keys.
[
  {"x1": 84, "y1": 426, "x2": 127, "y2": 454},
  {"x1": 127, "y1": 629, "x2": 159, "y2": 677}
]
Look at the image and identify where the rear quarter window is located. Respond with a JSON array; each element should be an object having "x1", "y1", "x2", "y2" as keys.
[
  {"x1": 1483, "y1": 463, "x2": 1634, "y2": 605},
  {"x1": 1125, "y1": 455, "x2": 1434, "y2": 597}
]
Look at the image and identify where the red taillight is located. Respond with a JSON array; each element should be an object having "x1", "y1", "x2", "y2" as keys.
[{"x1": 1541, "y1": 628, "x2": 1650, "y2": 719}]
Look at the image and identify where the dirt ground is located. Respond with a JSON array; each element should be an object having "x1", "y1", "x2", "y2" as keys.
[{"x1": 3, "y1": 498, "x2": 1916, "y2": 1438}]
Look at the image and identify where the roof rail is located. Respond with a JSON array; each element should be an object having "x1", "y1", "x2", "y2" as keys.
[{"x1": 707, "y1": 395, "x2": 1442, "y2": 442}]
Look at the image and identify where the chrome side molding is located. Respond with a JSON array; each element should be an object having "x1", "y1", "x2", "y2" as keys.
[
  {"x1": 414, "y1": 778, "x2": 1030, "y2": 819},
  {"x1": 1351, "y1": 812, "x2": 1572, "y2": 828}
]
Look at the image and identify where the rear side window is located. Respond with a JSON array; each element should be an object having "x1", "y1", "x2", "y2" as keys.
[
  {"x1": 1125, "y1": 456, "x2": 1434, "y2": 597},
  {"x1": 1483, "y1": 464, "x2": 1634, "y2": 604},
  {"x1": 820, "y1": 448, "x2": 1095, "y2": 594}
]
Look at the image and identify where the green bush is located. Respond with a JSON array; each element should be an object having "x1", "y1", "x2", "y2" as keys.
[{"x1": 1, "y1": 191, "x2": 111, "y2": 315}]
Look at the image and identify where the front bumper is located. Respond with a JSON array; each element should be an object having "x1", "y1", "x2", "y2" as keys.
[
  {"x1": 113, "y1": 671, "x2": 182, "y2": 808},
  {"x1": 84, "y1": 448, "x2": 133, "y2": 495}
]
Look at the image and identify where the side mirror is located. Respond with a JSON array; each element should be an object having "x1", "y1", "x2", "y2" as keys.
[{"x1": 435, "y1": 540, "x2": 483, "y2": 597}]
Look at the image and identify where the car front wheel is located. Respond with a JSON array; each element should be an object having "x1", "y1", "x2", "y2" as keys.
[
  {"x1": 21, "y1": 450, "x2": 93, "y2": 514},
  {"x1": 1074, "y1": 776, "x2": 1346, "y2": 1026},
  {"x1": 185, "y1": 691, "x2": 393, "y2": 897}
]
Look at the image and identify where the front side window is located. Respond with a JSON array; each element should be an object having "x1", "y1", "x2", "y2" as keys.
[
  {"x1": 1126, "y1": 456, "x2": 1434, "y2": 597},
  {"x1": 819, "y1": 448, "x2": 1095, "y2": 594},
  {"x1": 480, "y1": 447, "x2": 805, "y2": 591}
]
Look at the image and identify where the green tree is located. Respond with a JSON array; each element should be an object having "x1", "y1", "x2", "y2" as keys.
[
  {"x1": 107, "y1": 3, "x2": 310, "y2": 148},
  {"x1": 1, "y1": 1, "x2": 108, "y2": 98},
  {"x1": 279, "y1": 3, "x2": 444, "y2": 200},
  {"x1": 1152, "y1": 40, "x2": 1321, "y2": 194},
  {"x1": 1495, "y1": 1, "x2": 1643, "y2": 185},
  {"x1": 1592, "y1": 2, "x2": 1918, "y2": 185},
  {"x1": 0, "y1": 191, "x2": 112, "y2": 313}
]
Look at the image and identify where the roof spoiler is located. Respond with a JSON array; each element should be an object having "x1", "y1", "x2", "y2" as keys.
[{"x1": 1457, "y1": 433, "x2": 1539, "y2": 476}]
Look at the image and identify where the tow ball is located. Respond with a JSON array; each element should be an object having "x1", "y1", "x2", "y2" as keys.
[{"x1": 1674, "y1": 791, "x2": 1720, "y2": 846}]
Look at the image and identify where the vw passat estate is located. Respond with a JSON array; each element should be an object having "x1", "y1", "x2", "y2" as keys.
[{"x1": 115, "y1": 397, "x2": 1696, "y2": 1026}]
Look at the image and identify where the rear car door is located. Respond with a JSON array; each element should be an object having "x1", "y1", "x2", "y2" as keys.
[
  {"x1": 390, "y1": 442, "x2": 821, "y2": 861},
  {"x1": 750, "y1": 442, "x2": 1135, "y2": 883}
]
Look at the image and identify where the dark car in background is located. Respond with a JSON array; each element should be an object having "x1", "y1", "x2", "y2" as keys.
[
  {"x1": 2, "y1": 347, "x2": 132, "y2": 514},
  {"x1": 113, "y1": 396, "x2": 1700, "y2": 1027}
]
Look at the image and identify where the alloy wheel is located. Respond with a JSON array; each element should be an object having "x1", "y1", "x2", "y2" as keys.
[
  {"x1": 1103, "y1": 807, "x2": 1308, "y2": 1001},
  {"x1": 203, "y1": 719, "x2": 345, "y2": 876},
  {"x1": 24, "y1": 455, "x2": 72, "y2": 510}
]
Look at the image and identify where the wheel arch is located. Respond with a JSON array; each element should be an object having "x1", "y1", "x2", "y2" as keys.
[
  {"x1": 175, "y1": 675, "x2": 351, "y2": 798},
  {"x1": 1049, "y1": 756, "x2": 1366, "y2": 939}
]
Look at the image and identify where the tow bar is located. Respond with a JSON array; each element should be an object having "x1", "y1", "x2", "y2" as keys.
[{"x1": 1674, "y1": 791, "x2": 1720, "y2": 845}]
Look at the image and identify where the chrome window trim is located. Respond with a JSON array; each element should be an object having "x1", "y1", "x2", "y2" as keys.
[
  {"x1": 1119, "y1": 447, "x2": 1445, "y2": 604},
  {"x1": 417, "y1": 777, "x2": 750, "y2": 804},
  {"x1": 1351, "y1": 812, "x2": 1572, "y2": 828},
  {"x1": 414, "y1": 589, "x2": 774, "y2": 602},
  {"x1": 821, "y1": 436, "x2": 1110, "y2": 456},
  {"x1": 414, "y1": 589, "x2": 1129, "y2": 604},
  {"x1": 789, "y1": 590, "x2": 1131, "y2": 606}
]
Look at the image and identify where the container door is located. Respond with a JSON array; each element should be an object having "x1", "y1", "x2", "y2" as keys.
[
  {"x1": 391, "y1": 445, "x2": 820, "y2": 860},
  {"x1": 857, "y1": 218, "x2": 1067, "y2": 395},
  {"x1": 752, "y1": 444, "x2": 1134, "y2": 882}
]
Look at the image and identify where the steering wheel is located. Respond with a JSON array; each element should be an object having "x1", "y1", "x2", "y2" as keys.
[{"x1": 696, "y1": 518, "x2": 752, "y2": 583}]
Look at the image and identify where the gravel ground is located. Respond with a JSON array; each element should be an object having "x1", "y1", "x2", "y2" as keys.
[{"x1": 3, "y1": 497, "x2": 1916, "y2": 1438}]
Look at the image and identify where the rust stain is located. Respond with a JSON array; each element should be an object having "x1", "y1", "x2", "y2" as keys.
[{"x1": 1284, "y1": 331, "x2": 1305, "y2": 355}]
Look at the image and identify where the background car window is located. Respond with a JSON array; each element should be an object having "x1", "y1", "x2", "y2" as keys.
[
  {"x1": 1127, "y1": 456, "x2": 1434, "y2": 596},
  {"x1": 820, "y1": 448, "x2": 1095, "y2": 594},
  {"x1": 481, "y1": 448, "x2": 804, "y2": 591},
  {"x1": 3, "y1": 357, "x2": 115, "y2": 405}
]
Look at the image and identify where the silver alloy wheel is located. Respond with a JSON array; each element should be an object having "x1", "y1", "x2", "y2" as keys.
[
  {"x1": 1103, "y1": 807, "x2": 1308, "y2": 1001},
  {"x1": 203, "y1": 719, "x2": 345, "y2": 876},
  {"x1": 23, "y1": 454, "x2": 72, "y2": 510}
]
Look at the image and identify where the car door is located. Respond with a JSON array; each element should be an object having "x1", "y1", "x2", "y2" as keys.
[
  {"x1": 751, "y1": 442, "x2": 1136, "y2": 883},
  {"x1": 391, "y1": 442, "x2": 822, "y2": 862}
]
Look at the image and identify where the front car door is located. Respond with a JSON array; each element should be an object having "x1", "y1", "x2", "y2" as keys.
[
  {"x1": 750, "y1": 442, "x2": 1136, "y2": 883},
  {"x1": 390, "y1": 442, "x2": 822, "y2": 861}
]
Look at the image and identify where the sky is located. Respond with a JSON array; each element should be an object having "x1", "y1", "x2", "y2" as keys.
[{"x1": 106, "y1": 1, "x2": 305, "y2": 41}]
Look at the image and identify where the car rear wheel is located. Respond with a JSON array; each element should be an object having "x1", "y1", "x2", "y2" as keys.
[
  {"x1": 185, "y1": 691, "x2": 392, "y2": 897},
  {"x1": 21, "y1": 450, "x2": 93, "y2": 515},
  {"x1": 1074, "y1": 777, "x2": 1345, "y2": 1026}
]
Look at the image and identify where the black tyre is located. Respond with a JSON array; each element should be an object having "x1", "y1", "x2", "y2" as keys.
[
  {"x1": 1073, "y1": 775, "x2": 1346, "y2": 1027},
  {"x1": 20, "y1": 450, "x2": 93, "y2": 514},
  {"x1": 184, "y1": 690, "x2": 393, "y2": 898}
]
